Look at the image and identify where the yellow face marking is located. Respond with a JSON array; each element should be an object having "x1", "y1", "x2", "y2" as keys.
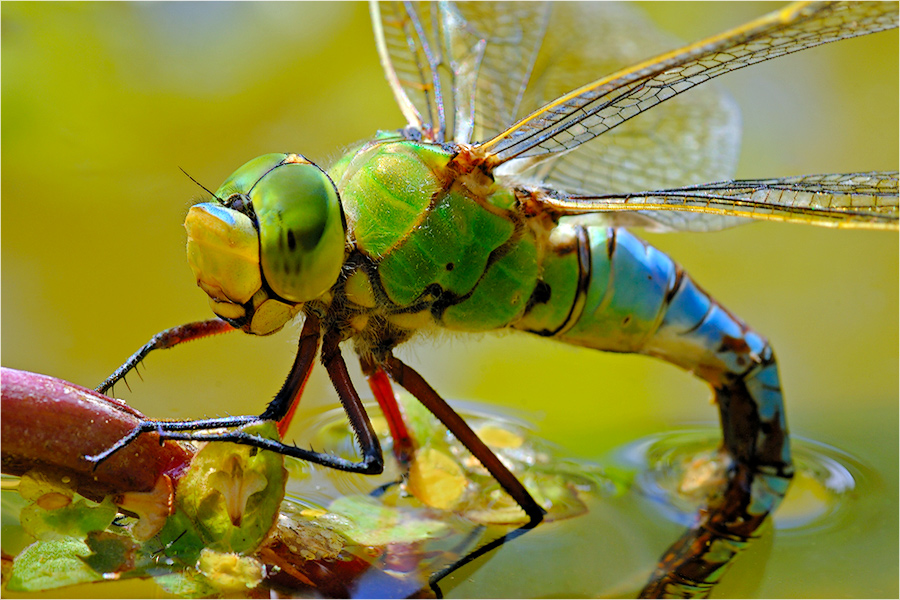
[
  {"x1": 185, "y1": 204, "x2": 262, "y2": 305},
  {"x1": 249, "y1": 298, "x2": 301, "y2": 336},
  {"x1": 208, "y1": 297, "x2": 245, "y2": 321}
]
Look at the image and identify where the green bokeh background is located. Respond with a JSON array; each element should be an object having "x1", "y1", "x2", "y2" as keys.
[{"x1": 2, "y1": 2, "x2": 897, "y2": 597}]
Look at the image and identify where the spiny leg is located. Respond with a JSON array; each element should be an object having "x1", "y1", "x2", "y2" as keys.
[
  {"x1": 316, "y1": 329, "x2": 384, "y2": 475},
  {"x1": 96, "y1": 318, "x2": 235, "y2": 394},
  {"x1": 84, "y1": 414, "x2": 260, "y2": 464},
  {"x1": 90, "y1": 315, "x2": 384, "y2": 474},
  {"x1": 383, "y1": 354, "x2": 545, "y2": 590},
  {"x1": 361, "y1": 357, "x2": 415, "y2": 467},
  {"x1": 87, "y1": 314, "x2": 320, "y2": 466},
  {"x1": 258, "y1": 314, "x2": 321, "y2": 436}
]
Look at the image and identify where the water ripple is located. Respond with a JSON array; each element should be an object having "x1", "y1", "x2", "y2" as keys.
[{"x1": 611, "y1": 429, "x2": 881, "y2": 535}]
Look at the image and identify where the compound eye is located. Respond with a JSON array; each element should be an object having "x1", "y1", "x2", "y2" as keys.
[{"x1": 251, "y1": 159, "x2": 346, "y2": 302}]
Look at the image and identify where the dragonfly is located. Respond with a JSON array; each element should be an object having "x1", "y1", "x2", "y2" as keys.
[{"x1": 90, "y1": 2, "x2": 898, "y2": 597}]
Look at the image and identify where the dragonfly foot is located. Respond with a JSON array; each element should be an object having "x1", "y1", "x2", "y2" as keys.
[{"x1": 84, "y1": 422, "x2": 146, "y2": 468}]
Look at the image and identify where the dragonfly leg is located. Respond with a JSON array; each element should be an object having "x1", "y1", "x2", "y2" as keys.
[
  {"x1": 251, "y1": 315, "x2": 384, "y2": 473},
  {"x1": 312, "y1": 329, "x2": 384, "y2": 475},
  {"x1": 383, "y1": 354, "x2": 545, "y2": 589},
  {"x1": 87, "y1": 423, "x2": 374, "y2": 472},
  {"x1": 96, "y1": 318, "x2": 235, "y2": 394},
  {"x1": 360, "y1": 358, "x2": 416, "y2": 467},
  {"x1": 91, "y1": 315, "x2": 384, "y2": 474},
  {"x1": 88, "y1": 315, "x2": 317, "y2": 465},
  {"x1": 84, "y1": 414, "x2": 261, "y2": 464},
  {"x1": 258, "y1": 314, "x2": 321, "y2": 436}
]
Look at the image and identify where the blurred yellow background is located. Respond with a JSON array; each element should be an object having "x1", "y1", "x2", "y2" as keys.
[{"x1": 2, "y1": 3, "x2": 897, "y2": 597}]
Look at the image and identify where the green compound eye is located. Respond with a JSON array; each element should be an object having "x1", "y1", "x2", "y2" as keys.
[{"x1": 245, "y1": 154, "x2": 347, "y2": 303}]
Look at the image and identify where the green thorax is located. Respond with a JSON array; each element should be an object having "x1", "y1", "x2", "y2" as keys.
[{"x1": 327, "y1": 136, "x2": 541, "y2": 334}]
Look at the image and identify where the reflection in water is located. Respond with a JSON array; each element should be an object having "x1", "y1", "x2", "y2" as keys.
[
  {"x1": 279, "y1": 396, "x2": 614, "y2": 597},
  {"x1": 616, "y1": 430, "x2": 875, "y2": 534}
]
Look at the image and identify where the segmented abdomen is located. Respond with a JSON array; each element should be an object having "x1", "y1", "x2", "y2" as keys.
[{"x1": 516, "y1": 225, "x2": 791, "y2": 478}]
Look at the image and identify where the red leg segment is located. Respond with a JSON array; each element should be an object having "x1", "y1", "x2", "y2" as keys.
[{"x1": 365, "y1": 366, "x2": 415, "y2": 466}]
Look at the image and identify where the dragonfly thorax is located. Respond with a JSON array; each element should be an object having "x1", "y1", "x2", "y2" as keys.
[{"x1": 314, "y1": 136, "x2": 584, "y2": 358}]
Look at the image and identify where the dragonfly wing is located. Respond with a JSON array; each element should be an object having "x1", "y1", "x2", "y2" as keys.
[
  {"x1": 546, "y1": 172, "x2": 900, "y2": 232},
  {"x1": 370, "y1": 1, "x2": 550, "y2": 144},
  {"x1": 371, "y1": 1, "x2": 425, "y2": 133},
  {"x1": 371, "y1": 2, "x2": 440, "y2": 137},
  {"x1": 498, "y1": 3, "x2": 742, "y2": 196},
  {"x1": 449, "y1": 2, "x2": 551, "y2": 143},
  {"x1": 480, "y1": 2, "x2": 898, "y2": 167}
]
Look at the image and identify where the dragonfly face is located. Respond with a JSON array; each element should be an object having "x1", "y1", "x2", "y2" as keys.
[{"x1": 185, "y1": 153, "x2": 346, "y2": 335}]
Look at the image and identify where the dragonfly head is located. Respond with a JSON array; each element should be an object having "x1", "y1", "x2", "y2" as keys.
[{"x1": 185, "y1": 153, "x2": 346, "y2": 335}]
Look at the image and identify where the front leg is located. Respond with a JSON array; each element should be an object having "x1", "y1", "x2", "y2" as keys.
[
  {"x1": 96, "y1": 318, "x2": 236, "y2": 394},
  {"x1": 89, "y1": 315, "x2": 384, "y2": 475}
]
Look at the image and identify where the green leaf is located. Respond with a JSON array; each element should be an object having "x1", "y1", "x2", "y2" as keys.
[
  {"x1": 19, "y1": 496, "x2": 117, "y2": 541},
  {"x1": 328, "y1": 495, "x2": 448, "y2": 546},
  {"x1": 396, "y1": 393, "x2": 448, "y2": 448},
  {"x1": 177, "y1": 422, "x2": 286, "y2": 554},
  {"x1": 154, "y1": 509, "x2": 208, "y2": 566},
  {"x1": 155, "y1": 570, "x2": 218, "y2": 598},
  {"x1": 7, "y1": 539, "x2": 102, "y2": 591},
  {"x1": 82, "y1": 531, "x2": 139, "y2": 576}
]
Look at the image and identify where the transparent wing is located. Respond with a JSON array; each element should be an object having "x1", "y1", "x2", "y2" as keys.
[
  {"x1": 451, "y1": 2, "x2": 551, "y2": 143},
  {"x1": 374, "y1": 2, "x2": 744, "y2": 199},
  {"x1": 371, "y1": 1, "x2": 550, "y2": 143},
  {"x1": 545, "y1": 172, "x2": 899, "y2": 232},
  {"x1": 480, "y1": 2, "x2": 898, "y2": 167},
  {"x1": 500, "y1": 2, "x2": 743, "y2": 198}
]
